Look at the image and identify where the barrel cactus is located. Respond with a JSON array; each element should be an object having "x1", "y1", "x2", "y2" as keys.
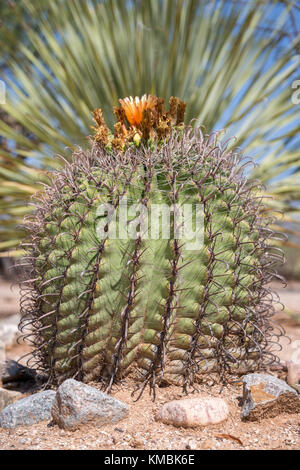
[{"x1": 20, "y1": 95, "x2": 283, "y2": 396}]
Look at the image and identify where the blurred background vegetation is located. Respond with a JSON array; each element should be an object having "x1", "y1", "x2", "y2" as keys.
[{"x1": 0, "y1": 0, "x2": 299, "y2": 279}]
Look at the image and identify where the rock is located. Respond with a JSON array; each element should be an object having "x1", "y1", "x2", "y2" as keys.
[
  {"x1": 0, "y1": 388, "x2": 22, "y2": 412},
  {"x1": 51, "y1": 379, "x2": 129, "y2": 431},
  {"x1": 286, "y1": 361, "x2": 300, "y2": 391},
  {"x1": 0, "y1": 390, "x2": 56, "y2": 429},
  {"x1": 155, "y1": 397, "x2": 229, "y2": 428},
  {"x1": 1, "y1": 360, "x2": 36, "y2": 383},
  {"x1": 241, "y1": 373, "x2": 300, "y2": 421},
  {"x1": 0, "y1": 360, "x2": 46, "y2": 392}
]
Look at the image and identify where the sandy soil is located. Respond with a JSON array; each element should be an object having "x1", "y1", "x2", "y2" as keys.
[
  {"x1": 0, "y1": 278, "x2": 299, "y2": 451},
  {"x1": 0, "y1": 380, "x2": 299, "y2": 451}
]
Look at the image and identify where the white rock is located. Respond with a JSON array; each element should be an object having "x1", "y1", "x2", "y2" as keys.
[{"x1": 155, "y1": 396, "x2": 229, "y2": 428}]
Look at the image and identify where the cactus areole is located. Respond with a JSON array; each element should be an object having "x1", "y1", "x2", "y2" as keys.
[{"x1": 20, "y1": 95, "x2": 284, "y2": 397}]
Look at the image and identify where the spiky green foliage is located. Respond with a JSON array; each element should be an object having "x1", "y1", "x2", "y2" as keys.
[
  {"x1": 0, "y1": 0, "x2": 300, "y2": 254},
  {"x1": 0, "y1": 0, "x2": 51, "y2": 72},
  {"x1": 20, "y1": 127, "x2": 284, "y2": 395}
]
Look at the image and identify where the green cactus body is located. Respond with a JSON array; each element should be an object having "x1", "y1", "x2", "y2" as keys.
[{"x1": 21, "y1": 121, "x2": 282, "y2": 394}]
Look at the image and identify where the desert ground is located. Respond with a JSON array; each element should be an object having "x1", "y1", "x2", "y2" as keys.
[{"x1": 0, "y1": 278, "x2": 299, "y2": 451}]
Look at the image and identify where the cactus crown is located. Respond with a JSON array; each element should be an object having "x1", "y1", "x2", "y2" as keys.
[
  {"x1": 20, "y1": 95, "x2": 284, "y2": 398},
  {"x1": 92, "y1": 94, "x2": 186, "y2": 150}
]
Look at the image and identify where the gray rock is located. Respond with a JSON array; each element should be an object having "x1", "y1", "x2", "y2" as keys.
[
  {"x1": 0, "y1": 390, "x2": 56, "y2": 429},
  {"x1": 1, "y1": 360, "x2": 37, "y2": 383},
  {"x1": 241, "y1": 373, "x2": 300, "y2": 421},
  {"x1": 0, "y1": 360, "x2": 46, "y2": 392},
  {"x1": 0, "y1": 388, "x2": 22, "y2": 412},
  {"x1": 51, "y1": 379, "x2": 129, "y2": 430}
]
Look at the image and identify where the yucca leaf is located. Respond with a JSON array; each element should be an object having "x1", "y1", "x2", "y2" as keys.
[{"x1": 0, "y1": 0, "x2": 299, "y2": 253}]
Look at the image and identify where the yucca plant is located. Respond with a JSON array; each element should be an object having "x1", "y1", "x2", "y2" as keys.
[
  {"x1": 20, "y1": 96, "x2": 284, "y2": 395},
  {"x1": 0, "y1": 0, "x2": 299, "y2": 255}
]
